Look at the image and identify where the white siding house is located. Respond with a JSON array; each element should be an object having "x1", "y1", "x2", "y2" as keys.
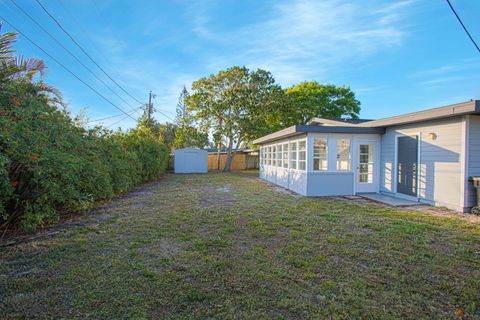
[{"x1": 254, "y1": 100, "x2": 480, "y2": 213}]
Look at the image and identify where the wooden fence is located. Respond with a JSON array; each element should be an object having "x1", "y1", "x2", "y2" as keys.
[
  {"x1": 208, "y1": 153, "x2": 258, "y2": 171},
  {"x1": 168, "y1": 153, "x2": 259, "y2": 171}
]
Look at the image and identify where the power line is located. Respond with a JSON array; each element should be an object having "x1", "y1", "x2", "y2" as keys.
[
  {"x1": 9, "y1": 0, "x2": 143, "y2": 115},
  {"x1": 88, "y1": 108, "x2": 142, "y2": 124},
  {"x1": 37, "y1": 0, "x2": 174, "y2": 122},
  {"x1": 0, "y1": 15, "x2": 137, "y2": 121},
  {"x1": 88, "y1": 113, "x2": 132, "y2": 124},
  {"x1": 34, "y1": 0, "x2": 146, "y2": 105},
  {"x1": 154, "y1": 109, "x2": 175, "y2": 122},
  {"x1": 107, "y1": 113, "x2": 132, "y2": 129},
  {"x1": 446, "y1": 0, "x2": 480, "y2": 53},
  {"x1": 57, "y1": 0, "x2": 141, "y2": 99}
]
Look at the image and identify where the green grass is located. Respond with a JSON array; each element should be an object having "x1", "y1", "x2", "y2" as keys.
[{"x1": 1, "y1": 171, "x2": 479, "y2": 319}]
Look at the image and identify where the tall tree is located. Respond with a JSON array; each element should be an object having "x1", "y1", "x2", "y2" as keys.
[
  {"x1": 175, "y1": 86, "x2": 189, "y2": 125},
  {"x1": 281, "y1": 81, "x2": 361, "y2": 125},
  {"x1": 187, "y1": 66, "x2": 283, "y2": 171},
  {"x1": 174, "y1": 86, "x2": 208, "y2": 149}
]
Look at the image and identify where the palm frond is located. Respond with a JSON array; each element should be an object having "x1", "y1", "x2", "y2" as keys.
[
  {"x1": 14, "y1": 56, "x2": 46, "y2": 79},
  {"x1": 0, "y1": 31, "x2": 16, "y2": 60}
]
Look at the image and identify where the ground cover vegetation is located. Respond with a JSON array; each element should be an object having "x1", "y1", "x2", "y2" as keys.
[
  {"x1": 1, "y1": 172, "x2": 478, "y2": 319},
  {"x1": 0, "y1": 26, "x2": 168, "y2": 231}
]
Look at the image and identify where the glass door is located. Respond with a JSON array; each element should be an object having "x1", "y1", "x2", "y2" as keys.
[
  {"x1": 356, "y1": 141, "x2": 378, "y2": 193},
  {"x1": 359, "y1": 144, "x2": 374, "y2": 183}
]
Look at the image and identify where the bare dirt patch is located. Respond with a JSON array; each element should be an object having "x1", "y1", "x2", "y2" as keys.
[
  {"x1": 334, "y1": 195, "x2": 480, "y2": 223},
  {"x1": 215, "y1": 184, "x2": 232, "y2": 193},
  {"x1": 406, "y1": 205, "x2": 480, "y2": 223},
  {"x1": 199, "y1": 193, "x2": 236, "y2": 208},
  {"x1": 269, "y1": 185, "x2": 302, "y2": 199}
]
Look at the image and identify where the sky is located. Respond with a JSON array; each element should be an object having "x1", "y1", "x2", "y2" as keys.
[{"x1": 1, "y1": 0, "x2": 480, "y2": 129}]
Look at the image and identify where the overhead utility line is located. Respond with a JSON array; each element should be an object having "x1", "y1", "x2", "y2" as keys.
[{"x1": 0, "y1": 16, "x2": 137, "y2": 121}]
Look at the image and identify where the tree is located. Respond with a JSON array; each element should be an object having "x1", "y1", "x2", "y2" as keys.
[
  {"x1": 0, "y1": 23, "x2": 46, "y2": 82},
  {"x1": 0, "y1": 24, "x2": 60, "y2": 103},
  {"x1": 187, "y1": 66, "x2": 283, "y2": 171},
  {"x1": 158, "y1": 122, "x2": 176, "y2": 152},
  {"x1": 174, "y1": 86, "x2": 209, "y2": 149},
  {"x1": 281, "y1": 81, "x2": 360, "y2": 125},
  {"x1": 175, "y1": 86, "x2": 189, "y2": 125}
]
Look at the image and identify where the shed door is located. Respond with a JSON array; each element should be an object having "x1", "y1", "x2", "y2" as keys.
[{"x1": 396, "y1": 136, "x2": 418, "y2": 197}]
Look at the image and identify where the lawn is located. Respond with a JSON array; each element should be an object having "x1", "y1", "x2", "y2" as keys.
[{"x1": 1, "y1": 172, "x2": 479, "y2": 319}]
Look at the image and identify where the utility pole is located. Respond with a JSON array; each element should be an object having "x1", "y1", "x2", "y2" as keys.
[{"x1": 147, "y1": 90, "x2": 156, "y2": 121}]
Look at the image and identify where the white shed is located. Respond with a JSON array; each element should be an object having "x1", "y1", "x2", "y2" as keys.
[{"x1": 174, "y1": 148, "x2": 208, "y2": 174}]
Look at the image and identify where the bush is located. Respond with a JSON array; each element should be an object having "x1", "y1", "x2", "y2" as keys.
[{"x1": 0, "y1": 82, "x2": 169, "y2": 230}]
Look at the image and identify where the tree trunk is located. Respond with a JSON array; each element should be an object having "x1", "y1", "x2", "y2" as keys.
[
  {"x1": 216, "y1": 142, "x2": 221, "y2": 170},
  {"x1": 223, "y1": 138, "x2": 234, "y2": 172},
  {"x1": 216, "y1": 117, "x2": 223, "y2": 171},
  {"x1": 224, "y1": 139, "x2": 241, "y2": 172}
]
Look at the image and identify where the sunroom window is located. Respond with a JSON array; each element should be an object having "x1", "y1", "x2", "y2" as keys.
[
  {"x1": 272, "y1": 145, "x2": 276, "y2": 166},
  {"x1": 313, "y1": 138, "x2": 328, "y2": 171},
  {"x1": 336, "y1": 139, "x2": 351, "y2": 171},
  {"x1": 298, "y1": 141, "x2": 306, "y2": 171},
  {"x1": 267, "y1": 146, "x2": 271, "y2": 165},
  {"x1": 277, "y1": 144, "x2": 283, "y2": 167},
  {"x1": 289, "y1": 141, "x2": 297, "y2": 169},
  {"x1": 283, "y1": 143, "x2": 289, "y2": 168}
]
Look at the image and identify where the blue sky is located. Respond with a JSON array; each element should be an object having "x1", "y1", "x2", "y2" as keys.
[{"x1": 2, "y1": 0, "x2": 480, "y2": 128}]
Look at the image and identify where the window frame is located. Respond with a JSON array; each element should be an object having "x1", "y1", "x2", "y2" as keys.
[
  {"x1": 267, "y1": 146, "x2": 271, "y2": 166},
  {"x1": 272, "y1": 145, "x2": 277, "y2": 167},
  {"x1": 297, "y1": 140, "x2": 306, "y2": 171},
  {"x1": 282, "y1": 142, "x2": 289, "y2": 168},
  {"x1": 277, "y1": 144, "x2": 283, "y2": 167},
  {"x1": 336, "y1": 138, "x2": 351, "y2": 171},
  {"x1": 289, "y1": 141, "x2": 297, "y2": 170},
  {"x1": 313, "y1": 138, "x2": 328, "y2": 171}
]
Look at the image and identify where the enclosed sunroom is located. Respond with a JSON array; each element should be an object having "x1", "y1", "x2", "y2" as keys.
[{"x1": 255, "y1": 124, "x2": 384, "y2": 196}]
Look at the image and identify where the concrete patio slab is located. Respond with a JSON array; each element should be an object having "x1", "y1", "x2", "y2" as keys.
[{"x1": 357, "y1": 193, "x2": 424, "y2": 207}]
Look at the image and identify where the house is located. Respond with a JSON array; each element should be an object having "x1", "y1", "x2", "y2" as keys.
[
  {"x1": 206, "y1": 148, "x2": 259, "y2": 170},
  {"x1": 253, "y1": 100, "x2": 480, "y2": 212}
]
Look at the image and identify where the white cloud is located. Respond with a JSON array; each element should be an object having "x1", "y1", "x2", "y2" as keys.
[
  {"x1": 75, "y1": 0, "x2": 419, "y2": 126},
  {"x1": 412, "y1": 58, "x2": 480, "y2": 88},
  {"x1": 189, "y1": 0, "x2": 416, "y2": 85}
]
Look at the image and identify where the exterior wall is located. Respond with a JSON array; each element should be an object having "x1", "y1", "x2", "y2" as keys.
[
  {"x1": 379, "y1": 117, "x2": 465, "y2": 211},
  {"x1": 259, "y1": 135, "x2": 308, "y2": 195},
  {"x1": 306, "y1": 133, "x2": 380, "y2": 195},
  {"x1": 259, "y1": 133, "x2": 380, "y2": 196},
  {"x1": 174, "y1": 148, "x2": 208, "y2": 174},
  {"x1": 307, "y1": 172, "x2": 354, "y2": 196},
  {"x1": 276, "y1": 167, "x2": 289, "y2": 189},
  {"x1": 466, "y1": 115, "x2": 480, "y2": 208}
]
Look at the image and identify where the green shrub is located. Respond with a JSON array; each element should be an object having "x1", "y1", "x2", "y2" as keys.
[{"x1": 0, "y1": 82, "x2": 169, "y2": 230}]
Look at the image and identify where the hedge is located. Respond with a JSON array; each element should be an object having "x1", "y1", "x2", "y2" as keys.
[{"x1": 0, "y1": 81, "x2": 169, "y2": 230}]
